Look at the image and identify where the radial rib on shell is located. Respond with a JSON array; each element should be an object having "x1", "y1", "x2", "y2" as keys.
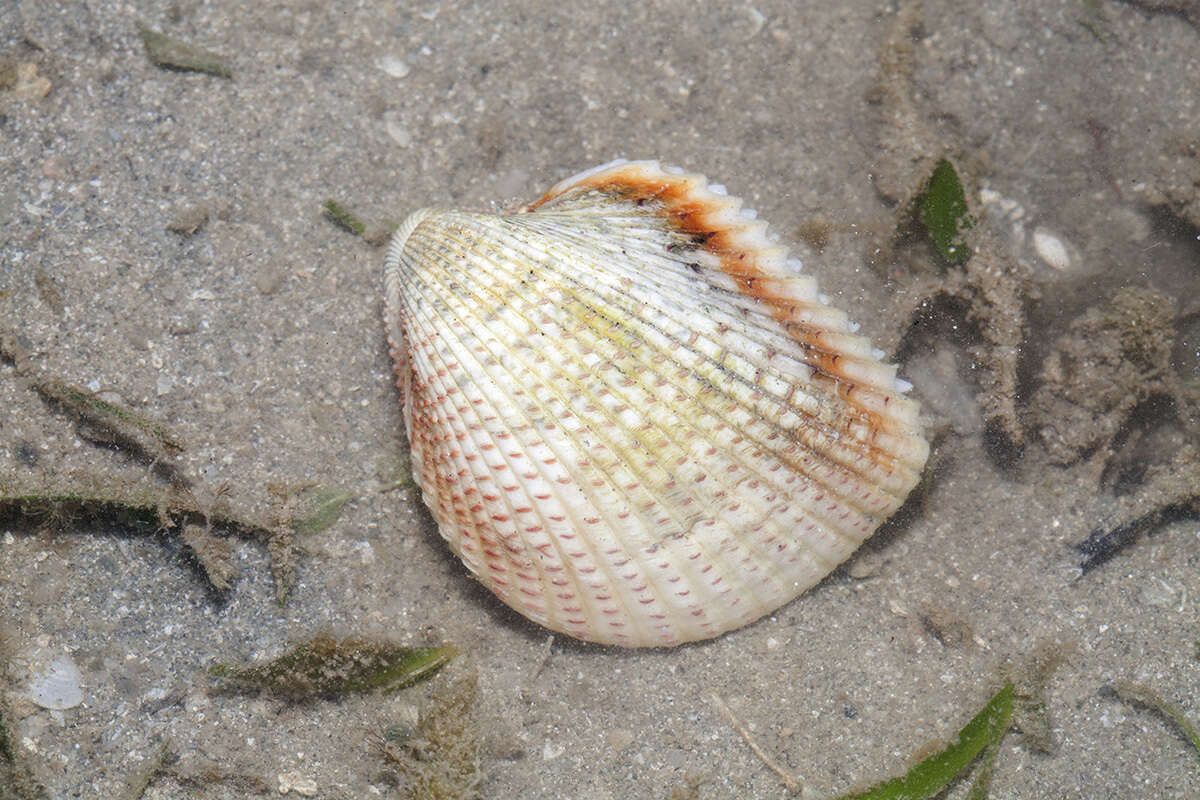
[{"x1": 384, "y1": 159, "x2": 929, "y2": 647}]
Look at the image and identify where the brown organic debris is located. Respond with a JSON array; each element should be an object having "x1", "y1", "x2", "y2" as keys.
[
  {"x1": 1074, "y1": 444, "x2": 1200, "y2": 572},
  {"x1": 709, "y1": 692, "x2": 802, "y2": 794},
  {"x1": 0, "y1": 59, "x2": 52, "y2": 101},
  {"x1": 1009, "y1": 639, "x2": 1075, "y2": 754},
  {"x1": 868, "y1": 3, "x2": 940, "y2": 209},
  {"x1": 900, "y1": 226, "x2": 1034, "y2": 455},
  {"x1": 1138, "y1": 129, "x2": 1200, "y2": 229},
  {"x1": 1030, "y1": 287, "x2": 1180, "y2": 470},
  {"x1": 136, "y1": 21, "x2": 232, "y2": 79},
  {"x1": 1027, "y1": 287, "x2": 1176, "y2": 462},
  {"x1": 1, "y1": 326, "x2": 188, "y2": 484},
  {"x1": 374, "y1": 668, "x2": 483, "y2": 800},
  {"x1": 118, "y1": 738, "x2": 170, "y2": 800},
  {"x1": 260, "y1": 483, "x2": 354, "y2": 604},
  {"x1": 1104, "y1": 680, "x2": 1200, "y2": 756},
  {"x1": 180, "y1": 524, "x2": 237, "y2": 592},
  {"x1": 918, "y1": 603, "x2": 974, "y2": 649},
  {"x1": 1119, "y1": 0, "x2": 1200, "y2": 25},
  {"x1": 166, "y1": 205, "x2": 210, "y2": 236},
  {"x1": 32, "y1": 270, "x2": 65, "y2": 316},
  {"x1": 209, "y1": 635, "x2": 455, "y2": 701},
  {"x1": 1, "y1": 697, "x2": 47, "y2": 800}
]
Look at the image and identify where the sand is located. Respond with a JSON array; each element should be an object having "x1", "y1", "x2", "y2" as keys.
[{"x1": 1, "y1": 2, "x2": 1198, "y2": 798}]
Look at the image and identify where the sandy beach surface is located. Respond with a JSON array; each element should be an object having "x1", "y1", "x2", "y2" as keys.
[{"x1": 2, "y1": 2, "x2": 1198, "y2": 798}]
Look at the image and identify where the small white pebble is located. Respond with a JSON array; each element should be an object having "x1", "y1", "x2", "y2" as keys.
[
  {"x1": 708, "y1": 183, "x2": 727, "y2": 195},
  {"x1": 384, "y1": 112, "x2": 412, "y2": 147},
  {"x1": 1033, "y1": 227, "x2": 1072, "y2": 270},
  {"x1": 542, "y1": 741, "x2": 564, "y2": 760},
  {"x1": 277, "y1": 772, "x2": 319, "y2": 796},
  {"x1": 376, "y1": 55, "x2": 410, "y2": 79}
]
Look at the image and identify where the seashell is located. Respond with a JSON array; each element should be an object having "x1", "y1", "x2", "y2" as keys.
[{"x1": 384, "y1": 159, "x2": 929, "y2": 647}]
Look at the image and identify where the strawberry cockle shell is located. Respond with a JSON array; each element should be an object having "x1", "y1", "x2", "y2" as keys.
[{"x1": 384, "y1": 160, "x2": 928, "y2": 647}]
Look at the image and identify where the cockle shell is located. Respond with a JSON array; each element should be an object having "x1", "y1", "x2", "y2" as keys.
[{"x1": 384, "y1": 160, "x2": 928, "y2": 647}]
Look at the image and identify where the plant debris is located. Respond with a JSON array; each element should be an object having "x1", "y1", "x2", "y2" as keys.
[
  {"x1": 209, "y1": 635, "x2": 455, "y2": 700},
  {"x1": 32, "y1": 376, "x2": 186, "y2": 475},
  {"x1": 166, "y1": 205, "x2": 210, "y2": 236},
  {"x1": 323, "y1": 199, "x2": 396, "y2": 247},
  {"x1": 32, "y1": 270, "x2": 64, "y2": 316},
  {"x1": 1029, "y1": 287, "x2": 1183, "y2": 471},
  {"x1": 838, "y1": 684, "x2": 1014, "y2": 800},
  {"x1": 916, "y1": 159, "x2": 974, "y2": 264},
  {"x1": 287, "y1": 485, "x2": 354, "y2": 537},
  {"x1": 709, "y1": 692, "x2": 801, "y2": 794},
  {"x1": 1001, "y1": 638, "x2": 1075, "y2": 754},
  {"x1": 323, "y1": 199, "x2": 366, "y2": 236},
  {"x1": 0, "y1": 470, "x2": 285, "y2": 592},
  {"x1": 0, "y1": 329, "x2": 345, "y2": 599},
  {"x1": 1104, "y1": 681, "x2": 1200, "y2": 760},
  {"x1": 375, "y1": 668, "x2": 483, "y2": 800},
  {"x1": 1074, "y1": 444, "x2": 1200, "y2": 572},
  {"x1": 180, "y1": 524, "x2": 237, "y2": 592},
  {"x1": 0, "y1": 327, "x2": 188, "y2": 484},
  {"x1": 260, "y1": 483, "x2": 356, "y2": 603},
  {"x1": 898, "y1": 227, "x2": 1033, "y2": 456},
  {"x1": 118, "y1": 738, "x2": 171, "y2": 800},
  {"x1": 136, "y1": 21, "x2": 232, "y2": 79},
  {"x1": 710, "y1": 683, "x2": 1018, "y2": 798},
  {"x1": 0, "y1": 467, "x2": 311, "y2": 600},
  {"x1": 869, "y1": 4, "x2": 1034, "y2": 458},
  {"x1": 867, "y1": 3, "x2": 939, "y2": 210},
  {"x1": 962, "y1": 738, "x2": 1000, "y2": 800}
]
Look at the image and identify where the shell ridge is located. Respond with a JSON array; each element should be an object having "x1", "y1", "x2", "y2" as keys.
[
  {"x1": 399, "y1": 225, "x2": 685, "y2": 642},
  {"x1": 467, "y1": 215, "x2": 913, "y2": 531},
  {"x1": 396, "y1": 231, "x2": 589, "y2": 631},
  {"x1": 432, "y1": 218, "x2": 883, "y2": 607},
  {"x1": 499, "y1": 226, "x2": 921, "y2": 512},
  {"x1": 513, "y1": 206, "x2": 923, "y2": 451},
  {"x1": 522, "y1": 164, "x2": 920, "y2": 417},
  {"x1": 406, "y1": 308, "x2": 600, "y2": 635},
  {"x1": 459, "y1": 215, "x2": 887, "y2": 528}
]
